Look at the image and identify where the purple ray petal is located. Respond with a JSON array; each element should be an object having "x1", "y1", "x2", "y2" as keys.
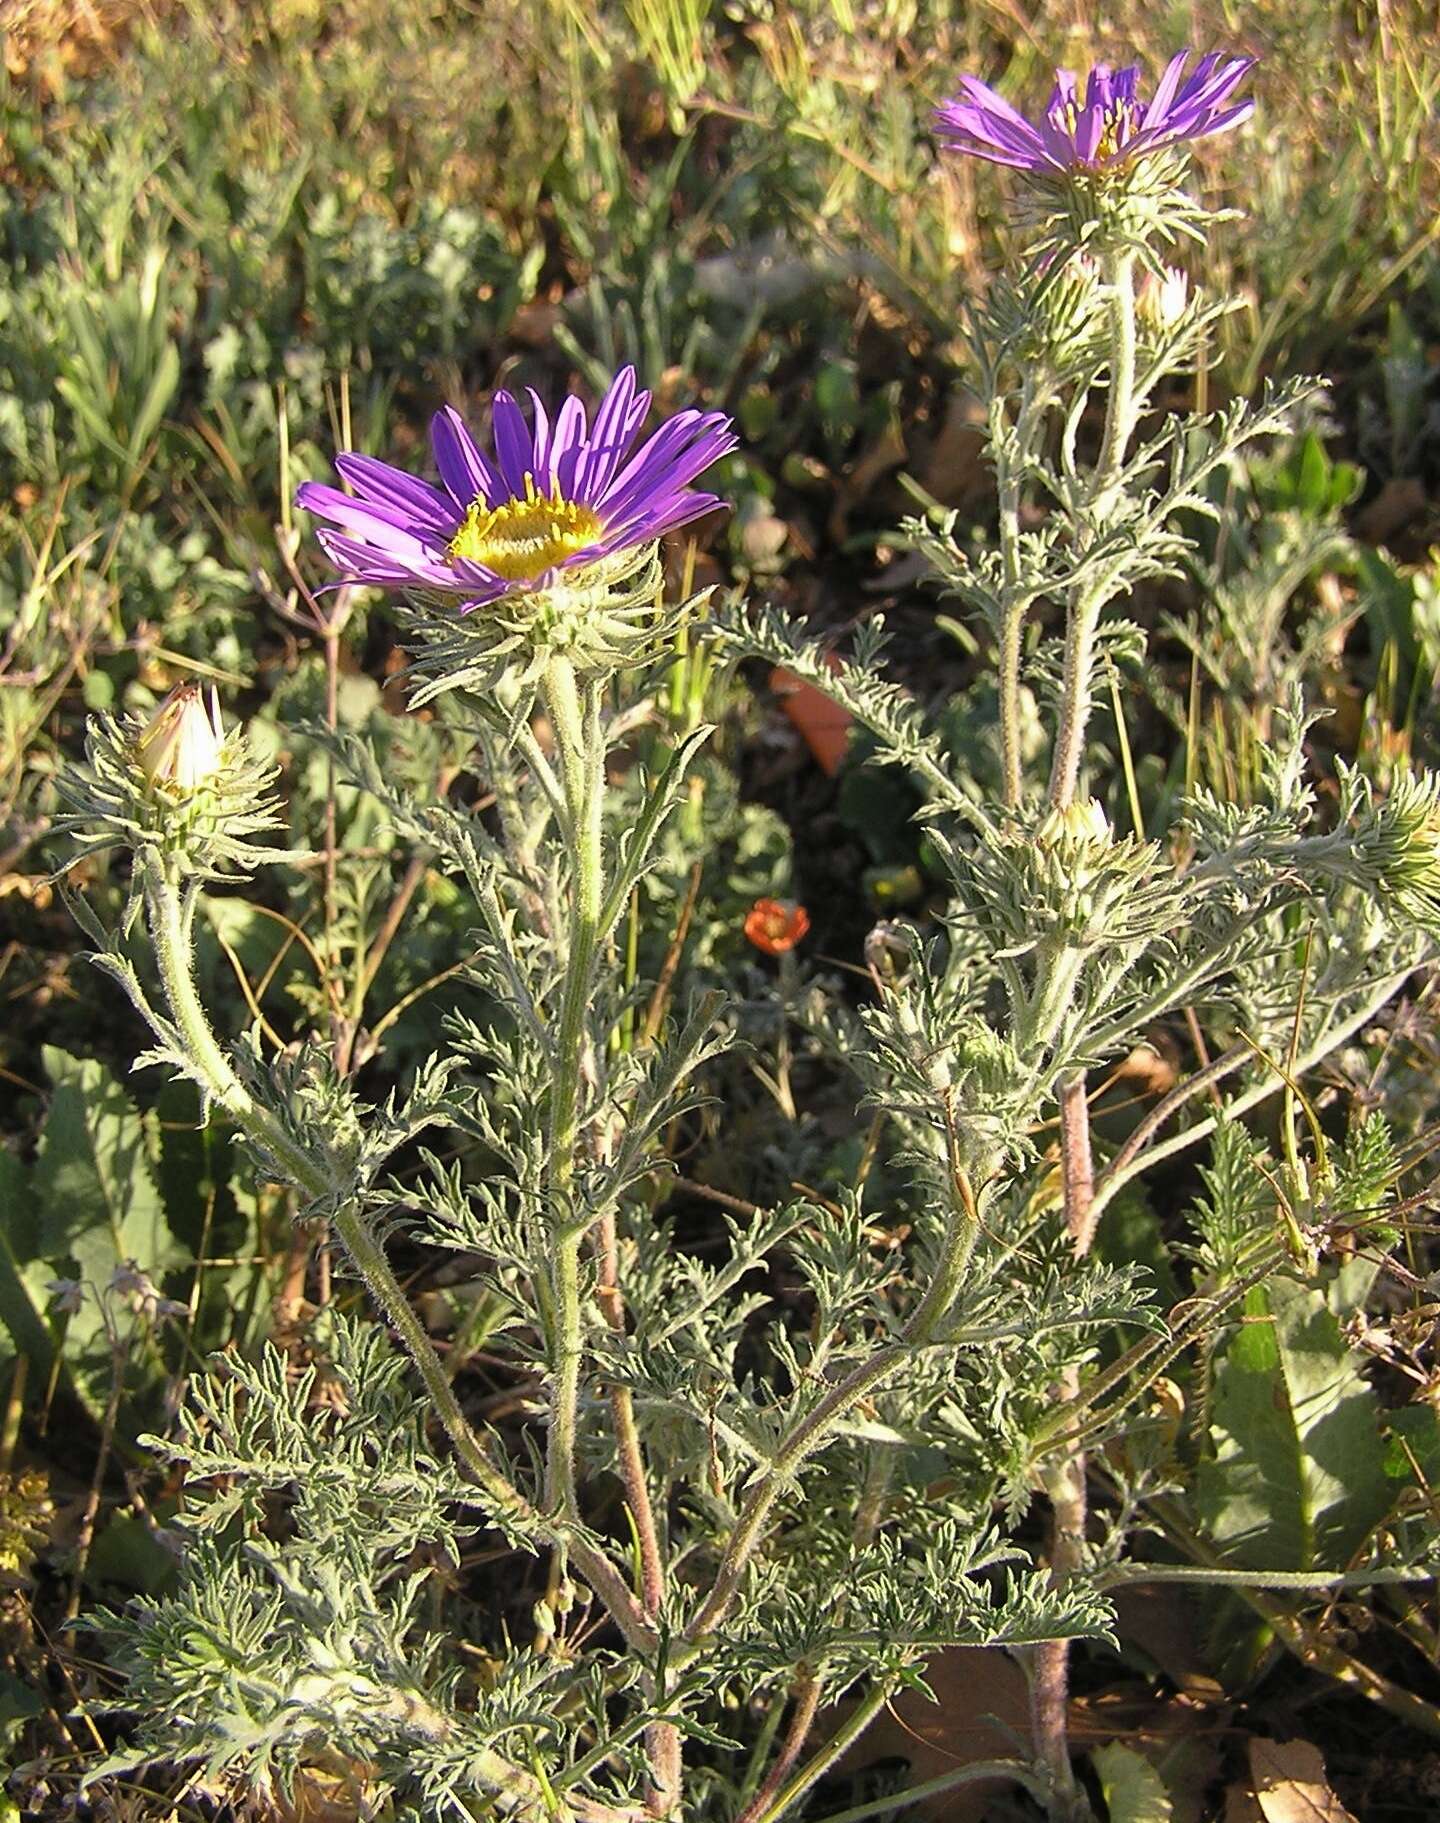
[
  {"x1": 490, "y1": 391, "x2": 536, "y2": 497},
  {"x1": 526, "y1": 389, "x2": 553, "y2": 486},
  {"x1": 431, "y1": 407, "x2": 501, "y2": 509},
  {"x1": 1145, "y1": 49, "x2": 1191, "y2": 125},
  {"x1": 332, "y1": 455, "x2": 459, "y2": 533},
  {"x1": 300, "y1": 367, "x2": 735, "y2": 611},
  {"x1": 576, "y1": 365, "x2": 640, "y2": 499},
  {"x1": 296, "y1": 483, "x2": 454, "y2": 556},
  {"x1": 315, "y1": 528, "x2": 467, "y2": 590}
]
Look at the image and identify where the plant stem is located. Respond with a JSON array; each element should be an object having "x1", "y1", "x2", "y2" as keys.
[
  {"x1": 806, "y1": 1760, "x2": 1045, "y2": 1823},
  {"x1": 1135, "y1": 1490, "x2": 1440, "y2": 1740},
  {"x1": 745, "y1": 1679, "x2": 898, "y2": 1823},
  {"x1": 66, "y1": 1326, "x2": 125, "y2": 1622},
  {"x1": 1058, "y1": 1070, "x2": 1096, "y2": 1259},
  {"x1": 597, "y1": 1205, "x2": 678, "y2": 1815},
  {"x1": 1029, "y1": 1073, "x2": 1096, "y2": 1823},
  {"x1": 996, "y1": 380, "x2": 1046, "y2": 810},
  {"x1": 1087, "y1": 963, "x2": 1419, "y2": 1225},
  {"x1": 542, "y1": 654, "x2": 606, "y2": 1521},
  {"x1": 735, "y1": 1668, "x2": 823, "y2": 1823},
  {"x1": 140, "y1": 850, "x2": 654, "y2": 1648},
  {"x1": 1048, "y1": 251, "x2": 1137, "y2": 811}
]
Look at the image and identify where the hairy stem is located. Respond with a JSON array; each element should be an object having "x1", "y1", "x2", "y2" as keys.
[
  {"x1": 996, "y1": 380, "x2": 1047, "y2": 809},
  {"x1": 1049, "y1": 250, "x2": 1137, "y2": 811},
  {"x1": 1088, "y1": 963, "x2": 1419, "y2": 1225},
  {"x1": 735, "y1": 1669, "x2": 823, "y2": 1823},
  {"x1": 747, "y1": 1679, "x2": 898, "y2": 1823},
  {"x1": 543, "y1": 654, "x2": 605, "y2": 1521},
  {"x1": 809, "y1": 1763, "x2": 1045, "y2": 1823},
  {"x1": 598, "y1": 1209, "x2": 678, "y2": 1814},
  {"x1": 1029, "y1": 1073, "x2": 1096, "y2": 1822},
  {"x1": 542, "y1": 662, "x2": 682, "y2": 1808},
  {"x1": 1058, "y1": 1070, "x2": 1097, "y2": 1260}
]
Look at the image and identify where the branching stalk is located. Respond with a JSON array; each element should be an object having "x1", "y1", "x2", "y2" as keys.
[
  {"x1": 139, "y1": 849, "x2": 654, "y2": 1649},
  {"x1": 683, "y1": 1168, "x2": 983, "y2": 1648}
]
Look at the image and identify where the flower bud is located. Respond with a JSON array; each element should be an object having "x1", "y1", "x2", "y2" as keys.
[
  {"x1": 1037, "y1": 797, "x2": 1113, "y2": 850},
  {"x1": 1137, "y1": 265, "x2": 1189, "y2": 330},
  {"x1": 136, "y1": 684, "x2": 226, "y2": 794}
]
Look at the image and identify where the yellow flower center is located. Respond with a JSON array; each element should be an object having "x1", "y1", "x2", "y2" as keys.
[{"x1": 448, "y1": 475, "x2": 604, "y2": 581}]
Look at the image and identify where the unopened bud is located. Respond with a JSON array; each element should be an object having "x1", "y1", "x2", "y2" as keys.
[
  {"x1": 136, "y1": 684, "x2": 226, "y2": 793},
  {"x1": 1037, "y1": 797, "x2": 1112, "y2": 849},
  {"x1": 1137, "y1": 265, "x2": 1189, "y2": 330}
]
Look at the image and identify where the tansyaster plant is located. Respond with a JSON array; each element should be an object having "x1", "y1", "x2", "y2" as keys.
[
  {"x1": 934, "y1": 49, "x2": 1254, "y2": 177},
  {"x1": 296, "y1": 365, "x2": 736, "y2": 612}
]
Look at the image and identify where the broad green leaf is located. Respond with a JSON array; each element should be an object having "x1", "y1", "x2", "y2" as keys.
[
  {"x1": 27, "y1": 1049, "x2": 193, "y2": 1420},
  {"x1": 86, "y1": 1508, "x2": 180, "y2": 1596},
  {"x1": 1094, "y1": 1742, "x2": 1172, "y2": 1823},
  {"x1": 32, "y1": 1048, "x2": 182, "y2": 1280},
  {"x1": 1294, "y1": 432, "x2": 1328, "y2": 516},
  {"x1": 1198, "y1": 1275, "x2": 1391, "y2": 1570},
  {"x1": 1095, "y1": 1186, "x2": 1178, "y2": 1309},
  {"x1": 154, "y1": 1079, "x2": 271, "y2": 1353}
]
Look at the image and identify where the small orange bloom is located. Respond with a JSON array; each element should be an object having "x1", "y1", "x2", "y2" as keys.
[{"x1": 744, "y1": 897, "x2": 811, "y2": 956}]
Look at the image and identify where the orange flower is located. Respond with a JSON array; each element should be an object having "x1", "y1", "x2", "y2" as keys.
[{"x1": 744, "y1": 897, "x2": 811, "y2": 956}]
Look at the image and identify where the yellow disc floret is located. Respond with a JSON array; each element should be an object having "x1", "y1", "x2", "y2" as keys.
[{"x1": 448, "y1": 475, "x2": 605, "y2": 581}]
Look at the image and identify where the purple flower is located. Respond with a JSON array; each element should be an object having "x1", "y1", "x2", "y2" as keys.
[
  {"x1": 296, "y1": 366, "x2": 737, "y2": 611},
  {"x1": 934, "y1": 50, "x2": 1255, "y2": 176}
]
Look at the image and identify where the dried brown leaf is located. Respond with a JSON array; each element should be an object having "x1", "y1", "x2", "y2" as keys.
[{"x1": 1250, "y1": 1739, "x2": 1358, "y2": 1823}]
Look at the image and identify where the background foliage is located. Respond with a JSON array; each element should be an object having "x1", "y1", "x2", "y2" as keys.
[{"x1": 3, "y1": 0, "x2": 1440, "y2": 1817}]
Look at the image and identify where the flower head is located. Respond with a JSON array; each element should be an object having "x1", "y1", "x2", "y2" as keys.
[
  {"x1": 295, "y1": 366, "x2": 737, "y2": 614},
  {"x1": 137, "y1": 683, "x2": 226, "y2": 795},
  {"x1": 745, "y1": 898, "x2": 811, "y2": 956},
  {"x1": 935, "y1": 50, "x2": 1255, "y2": 178},
  {"x1": 54, "y1": 686, "x2": 281, "y2": 882}
]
